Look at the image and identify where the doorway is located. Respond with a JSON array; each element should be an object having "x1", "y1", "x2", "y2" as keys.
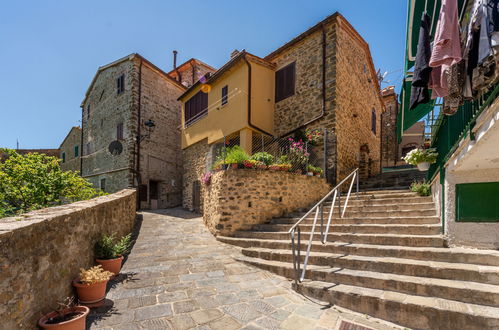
[
  {"x1": 192, "y1": 180, "x2": 201, "y2": 213},
  {"x1": 149, "y1": 180, "x2": 159, "y2": 209}
]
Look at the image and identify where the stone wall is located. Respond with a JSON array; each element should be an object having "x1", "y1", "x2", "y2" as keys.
[
  {"x1": 0, "y1": 189, "x2": 136, "y2": 329},
  {"x1": 203, "y1": 170, "x2": 330, "y2": 236},
  {"x1": 381, "y1": 88, "x2": 399, "y2": 167},
  {"x1": 60, "y1": 126, "x2": 82, "y2": 173},
  {"x1": 182, "y1": 138, "x2": 211, "y2": 212}
]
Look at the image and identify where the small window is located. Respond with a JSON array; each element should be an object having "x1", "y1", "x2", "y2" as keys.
[
  {"x1": 221, "y1": 85, "x2": 228, "y2": 106},
  {"x1": 61, "y1": 152, "x2": 66, "y2": 163},
  {"x1": 87, "y1": 104, "x2": 91, "y2": 119},
  {"x1": 371, "y1": 109, "x2": 377, "y2": 135},
  {"x1": 117, "y1": 122, "x2": 124, "y2": 140},
  {"x1": 185, "y1": 91, "x2": 208, "y2": 126},
  {"x1": 117, "y1": 74, "x2": 125, "y2": 95},
  {"x1": 275, "y1": 62, "x2": 295, "y2": 102},
  {"x1": 100, "y1": 178, "x2": 106, "y2": 192},
  {"x1": 74, "y1": 145, "x2": 79, "y2": 157}
]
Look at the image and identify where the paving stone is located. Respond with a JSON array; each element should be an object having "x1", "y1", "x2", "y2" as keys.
[
  {"x1": 128, "y1": 295, "x2": 157, "y2": 309},
  {"x1": 190, "y1": 308, "x2": 223, "y2": 324},
  {"x1": 138, "y1": 317, "x2": 172, "y2": 329},
  {"x1": 215, "y1": 293, "x2": 240, "y2": 305},
  {"x1": 134, "y1": 303, "x2": 173, "y2": 321},
  {"x1": 270, "y1": 308, "x2": 292, "y2": 321},
  {"x1": 294, "y1": 304, "x2": 325, "y2": 320},
  {"x1": 254, "y1": 316, "x2": 282, "y2": 329},
  {"x1": 158, "y1": 291, "x2": 188, "y2": 303},
  {"x1": 237, "y1": 289, "x2": 263, "y2": 301},
  {"x1": 112, "y1": 324, "x2": 141, "y2": 330},
  {"x1": 90, "y1": 311, "x2": 135, "y2": 326},
  {"x1": 187, "y1": 287, "x2": 216, "y2": 298},
  {"x1": 208, "y1": 315, "x2": 242, "y2": 330},
  {"x1": 223, "y1": 303, "x2": 263, "y2": 323},
  {"x1": 194, "y1": 295, "x2": 221, "y2": 309},
  {"x1": 248, "y1": 300, "x2": 276, "y2": 315},
  {"x1": 180, "y1": 272, "x2": 207, "y2": 282},
  {"x1": 264, "y1": 295, "x2": 292, "y2": 308},
  {"x1": 168, "y1": 314, "x2": 197, "y2": 329},
  {"x1": 280, "y1": 314, "x2": 318, "y2": 330},
  {"x1": 173, "y1": 299, "x2": 200, "y2": 314}
]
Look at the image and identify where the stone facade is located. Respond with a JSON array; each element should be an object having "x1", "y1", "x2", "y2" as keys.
[
  {"x1": 167, "y1": 58, "x2": 215, "y2": 88},
  {"x1": 59, "y1": 126, "x2": 82, "y2": 172},
  {"x1": 203, "y1": 170, "x2": 330, "y2": 236},
  {"x1": 182, "y1": 138, "x2": 211, "y2": 212},
  {"x1": 0, "y1": 189, "x2": 136, "y2": 329},
  {"x1": 81, "y1": 54, "x2": 187, "y2": 209},
  {"x1": 381, "y1": 87, "x2": 399, "y2": 167}
]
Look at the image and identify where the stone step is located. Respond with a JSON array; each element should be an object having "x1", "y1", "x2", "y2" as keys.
[
  {"x1": 232, "y1": 231, "x2": 445, "y2": 247},
  {"x1": 235, "y1": 256, "x2": 499, "y2": 307},
  {"x1": 241, "y1": 248, "x2": 499, "y2": 285},
  {"x1": 332, "y1": 209, "x2": 437, "y2": 218},
  {"x1": 253, "y1": 223, "x2": 441, "y2": 235},
  {"x1": 271, "y1": 216, "x2": 440, "y2": 225},
  {"x1": 322, "y1": 202, "x2": 436, "y2": 211},
  {"x1": 298, "y1": 280, "x2": 499, "y2": 330},
  {"x1": 217, "y1": 236, "x2": 499, "y2": 266},
  {"x1": 344, "y1": 196, "x2": 433, "y2": 205}
]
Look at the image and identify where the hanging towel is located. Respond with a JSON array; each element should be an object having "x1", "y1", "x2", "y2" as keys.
[
  {"x1": 429, "y1": 0, "x2": 463, "y2": 98},
  {"x1": 410, "y1": 12, "x2": 433, "y2": 110}
]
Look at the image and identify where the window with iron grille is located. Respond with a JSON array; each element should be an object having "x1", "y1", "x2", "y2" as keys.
[
  {"x1": 117, "y1": 122, "x2": 124, "y2": 140},
  {"x1": 221, "y1": 85, "x2": 228, "y2": 106},
  {"x1": 275, "y1": 62, "x2": 295, "y2": 102},
  {"x1": 185, "y1": 91, "x2": 208, "y2": 126},
  {"x1": 371, "y1": 109, "x2": 377, "y2": 135},
  {"x1": 117, "y1": 74, "x2": 125, "y2": 95}
]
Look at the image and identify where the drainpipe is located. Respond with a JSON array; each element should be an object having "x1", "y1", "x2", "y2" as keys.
[
  {"x1": 278, "y1": 22, "x2": 328, "y2": 138},
  {"x1": 242, "y1": 53, "x2": 273, "y2": 136}
]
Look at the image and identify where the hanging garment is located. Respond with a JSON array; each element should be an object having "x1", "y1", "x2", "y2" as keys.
[
  {"x1": 429, "y1": 0, "x2": 463, "y2": 98},
  {"x1": 443, "y1": 60, "x2": 466, "y2": 114},
  {"x1": 410, "y1": 12, "x2": 433, "y2": 110}
]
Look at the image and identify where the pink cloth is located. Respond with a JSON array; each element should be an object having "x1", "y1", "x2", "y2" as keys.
[{"x1": 429, "y1": 0, "x2": 462, "y2": 98}]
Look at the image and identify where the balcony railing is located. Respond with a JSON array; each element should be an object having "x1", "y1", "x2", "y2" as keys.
[{"x1": 427, "y1": 83, "x2": 499, "y2": 181}]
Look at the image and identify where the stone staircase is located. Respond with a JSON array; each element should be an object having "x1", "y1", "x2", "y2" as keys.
[
  {"x1": 217, "y1": 189, "x2": 499, "y2": 329},
  {"x1": 360, "y1": 167, "x2": 427, "y2": 190}
]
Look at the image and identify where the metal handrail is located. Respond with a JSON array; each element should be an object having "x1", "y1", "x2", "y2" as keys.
[{"x1": 289, "y1": 168, "x2": 359, "y2": 283}]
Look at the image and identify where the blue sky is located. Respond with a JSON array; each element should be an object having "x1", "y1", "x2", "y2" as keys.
[{"x1": 0, "y1": 1, "x2": 407, "y2": 149}]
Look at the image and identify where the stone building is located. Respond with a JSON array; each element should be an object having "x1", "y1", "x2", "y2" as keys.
[
  {"x1": 59, "y1": 126, "x2": 82, "y2": 172},
  {"x1": 179, "y1": 12, "x2": 383, "y2": 212},
  {"x1": 81, "y1": 53, "x2": 213, "y2": 209},
  {"x1": 381, "y1": 87, "x2": 399, "y2": 167}
]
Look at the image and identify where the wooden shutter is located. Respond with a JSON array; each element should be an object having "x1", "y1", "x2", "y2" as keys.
[
  {"x1": 185, "y1": 91, "x2": 208, "y2": 126},
  {"x1": 117, "y1": 122, "x2": 124, "y2": 140},
  {"x1": 275, "y1": 62, "x2": 295, "y2": 102},
  {"x1": 221, "y1": 85, "x2": 228, "y2": 105}
]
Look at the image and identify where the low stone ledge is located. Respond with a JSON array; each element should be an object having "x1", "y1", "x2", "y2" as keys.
[
  {"x1": 203, "y1": 170, "x2": 330, "y2": 236},
  {"x1": 0, "y1": 189, "x2": 136, "y2": 329}
]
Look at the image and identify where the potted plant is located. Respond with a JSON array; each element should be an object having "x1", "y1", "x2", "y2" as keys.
[
  {"x1": 314, "y1": 167, "x2": 323, "y2": 177},
  {"x1": 305, "y1": 128, "x2": 322, "y2": 146},
  {"x1": 306, "y1": 164, "x2": 315, "y2": 176},
  {"x1": 95, "y1": 233, "x2": 131, "y2": 275},
  {"x1": 38, "y1": 297, "x2": 89, "y2": 330},
  {"x1": 250, "y1": 152, "x2": 275, "y2": 166},
  {"x1": 73, "y1": 265, "x2": 113, "y2": 307},
  {"x1": 402, "y1": 148, "x2": 437, "y2": 171}
]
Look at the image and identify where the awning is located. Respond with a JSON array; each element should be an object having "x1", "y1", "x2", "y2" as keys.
[{"x1": 398, "y1": 0, "x2": 468, "y2": 141}]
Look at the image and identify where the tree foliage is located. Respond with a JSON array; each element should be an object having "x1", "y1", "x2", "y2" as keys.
[{"x1": 0, "y1": 148, "x2": 105, "y2": 217}]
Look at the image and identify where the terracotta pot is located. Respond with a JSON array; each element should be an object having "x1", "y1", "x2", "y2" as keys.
[
  {"x1": 38, "y1": 306, "x2": 89, "y2": 330},
  {"x1": 96, "y1": 256, "x2": 123, "y2": 275},
  {"x1": 230, "y1": 163, "x2": 238, "y2": 169},
  {"x1": 72, "y1": 279, "x2": 108, "y2": 305}
]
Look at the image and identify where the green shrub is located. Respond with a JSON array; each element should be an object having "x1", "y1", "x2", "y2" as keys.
[
  {"x1": 250, "y1": 152, "x2": 275, "y2": 165},
  {"x1": 95, "y1": 233, "x2": 132, "y2": 259},
  {"x1": 410, "y1": 181, "x2": 431, "y2": 196}
]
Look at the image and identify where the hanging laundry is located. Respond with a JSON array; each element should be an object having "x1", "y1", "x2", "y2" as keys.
[
  {"x1": 410, "y1": 12, "x2": 433, "y2": 110},
  {"x1": 443, "y1": 60, "x2": 466, "y2": 114},
  {"x1": 429, "y1": 0, "x2": 463, "y2": 98}
]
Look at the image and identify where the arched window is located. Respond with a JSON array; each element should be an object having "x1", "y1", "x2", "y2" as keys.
[{"x1": 371, "y1": 109, "x2": 377, "y2": 135}]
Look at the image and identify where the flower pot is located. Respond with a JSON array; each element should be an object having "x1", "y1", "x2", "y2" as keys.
[
  {"x1": 417, "y1": 162, "x2": 430, "y2": 171},
  {"x1": 307, "y1": 172, "x2": 313, "y2": 176},
  {"x1": 38, "y1": 306, "x2": 89, "y2": 330},
  {"x1": 96, "y1": 256, "x2": 123, "y2": 276},
  {"x1": 72, "y1": 279, "x2": 108, "y2": 306},
  {"x1": 221, "y1": 164, "x2": 229, "y2": 170},
  {"x1": 230, "y1": 163, "x2": 238, "y2": 169}
]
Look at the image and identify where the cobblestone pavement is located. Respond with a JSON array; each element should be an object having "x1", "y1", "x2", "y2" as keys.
[{"x1": 88, "y1": 209, "x2": 403, "y2": 330}]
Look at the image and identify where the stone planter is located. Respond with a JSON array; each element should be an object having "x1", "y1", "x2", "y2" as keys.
[
  {"x1": 38, "y1": 306, "x2": 89, "y2": 329},
  {"x1": 417, "y1": 162, "x2": 430, "y2": 171},
  {"x1": 96, "y1": 256, "x2": 123, "y2": 276}
]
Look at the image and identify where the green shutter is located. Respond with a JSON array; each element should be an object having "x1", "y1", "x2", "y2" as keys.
[
  {"x1": 456, "y1": 182, "x2": 499, "y2": 222},
  {"x1": 74, "y1": 145, "x2": 79, "y2": 157},
  {"x1": 62, "y1": 152, "x2": 66, "y2": 163}
]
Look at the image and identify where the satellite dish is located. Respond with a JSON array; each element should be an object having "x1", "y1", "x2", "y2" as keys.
[{"x1": 108, "y1": 140, "x2": 123, "y2": 155}]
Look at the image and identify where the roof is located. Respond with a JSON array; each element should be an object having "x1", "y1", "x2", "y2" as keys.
[
  {"x1": 167, "y1": 58, "x2": 216, "y2": 76},
  {"x1": 81, "y1": 53, "x2": 186, "y2": 107},
  {"x1": 177, "y1": 51, "x2": 274, "y2": 101},
  {"x1": 381, "y1": 86, "x2": 396, "y2": 97},
  {"x1": 59, "y1": 126, "x2": 82, "y2": 149}
]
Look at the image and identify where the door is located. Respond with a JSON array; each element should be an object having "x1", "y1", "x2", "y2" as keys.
[
  {"x1": 192, "y1": 180, "x2": 201, "y2": 213},
  {"x1": 149, "y1": 180, "x2": 159, "y2": 210}
]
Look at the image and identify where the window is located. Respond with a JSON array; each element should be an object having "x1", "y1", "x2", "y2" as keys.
[
  {"x1": 74, "y1": 145, "x2": 79, "y2": 157},
  {"x1": 61, "y1": 152, "x2": 66, "y2": 163},
  {"x1": 87, "y1": 104, "x2": 91, "y2": 119},
  {"x1": 117, "y1": 122, "x2": 124, "y2": 140},
  {"x1": 275, "y1": 62, "x2": 295, "y2": 102},
  {"x1": 371, "y1": 109, "x2": 377, "y2": 135},
  {"x1": 117, "y1": 74, "x2": 125, "y2": 95},
  {"x1": 100, "y1": 178, "x2": 106, "y2": 192},
  {"x1": 185, "y1": 91, "x2": 208, "y2": 126},
  {"x1": 221, "y1": 85, "x2": 228, "y2": 106}
]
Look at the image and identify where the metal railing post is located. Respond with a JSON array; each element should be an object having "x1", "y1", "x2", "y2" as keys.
[{"x1": 356, "y1": 169, "x2": 359, "y2": 198}]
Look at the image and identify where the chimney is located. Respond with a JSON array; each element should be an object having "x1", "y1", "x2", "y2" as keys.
[
  {"x1": 230, "y1": 49, "x2": 240, "y2": 59},
  {"x1": 173, "y1": 50, "x2": 181, "y2": 83}
]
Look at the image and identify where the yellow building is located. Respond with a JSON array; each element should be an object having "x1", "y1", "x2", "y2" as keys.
[{"x1": 178, "y1": 51, "x2": 275, "y2": 154}]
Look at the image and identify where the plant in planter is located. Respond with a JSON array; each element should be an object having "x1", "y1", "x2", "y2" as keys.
[
  {"x1": 250, "y1": 152, "x2": 275, "y2": 166},
  {"x1": 306, "y1": 164, "x2": 315, "y2": 176},
  {"x1": 224, "y1": 145, "x2": 250, "y2": 169},
  {"x1": 73, "y1": 265, "x2": 113, "y2": 307},
  {"x1": 305, "y1": 128, "x2": 322, "y2": 146},
  {"x1": 410, "y1": 181, "x2": 431, "y2": 196},
  {"x1": 38, "y1": 297, "x2": 89, "y2": 330},
  {"x1": 402, "y1": 148, "x2": 437, "y2": 171},
  {"x1": 95, "y1": 233, "x2": 132, "y2": 275},
  {"x1": 313, "y1": 167, "x2": 323, "y2": 177}
]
